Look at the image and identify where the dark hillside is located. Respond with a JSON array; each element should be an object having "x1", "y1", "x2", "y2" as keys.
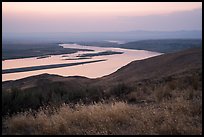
[
  {"x1": 100, "y1": 47, "x2": 202, "y2": 85},
  {"x1": 2, "y1": 47, "x2": 202, "y2": 116}
]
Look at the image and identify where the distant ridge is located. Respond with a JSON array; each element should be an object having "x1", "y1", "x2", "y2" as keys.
[
  {"x1": 119, "y1": 39, "x2": 202, "y2": 53},
  {"x1": 77, "y1": 39, "x2": 202, "y2": 53}
]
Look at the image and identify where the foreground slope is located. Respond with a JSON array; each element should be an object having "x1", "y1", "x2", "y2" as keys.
[
  {"x1": 2, "y1": 47, "x2": 202, "y2": 114},
  {"x1": 2, "y1": 47, "x2": 202, "y2": 135}
]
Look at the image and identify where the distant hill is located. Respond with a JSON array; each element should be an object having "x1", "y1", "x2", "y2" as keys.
[
  {"x1": 75, "y1": 39, "x2": 202, "y2": 53},
  {"x1": 118, "y1": 39, "x2": 202, "y2": 53}
]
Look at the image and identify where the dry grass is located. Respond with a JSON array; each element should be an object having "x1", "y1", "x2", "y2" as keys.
[
  {"x1": 2, "y1": 70, "x2": 202, "y2": 135},
  {"x1": 3, "y1": 89, "x2": 202, "y2": 135}
]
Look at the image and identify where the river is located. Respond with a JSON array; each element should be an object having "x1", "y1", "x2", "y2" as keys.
[{"x1": 2, "y1": 44, "x2": 162, "y2": 81}]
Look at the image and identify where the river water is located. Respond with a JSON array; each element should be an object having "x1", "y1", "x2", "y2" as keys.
[{"x1": 2, "y1": 44, "x2": 162, "y2": 81}]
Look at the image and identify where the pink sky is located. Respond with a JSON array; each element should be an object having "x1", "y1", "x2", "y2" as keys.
[
  {"x1": 3, "y1": 2, "x2": 201, "y2": 16},
  {"x1": 2, "y1": 2, "x2": 202, "y2": 32}
]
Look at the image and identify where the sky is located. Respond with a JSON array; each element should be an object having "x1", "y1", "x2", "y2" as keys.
[{"x1": 2, "y1": 2, "x2": 202, "y2": 33}]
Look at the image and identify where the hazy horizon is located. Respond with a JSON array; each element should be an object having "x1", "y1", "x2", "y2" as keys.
[{"x1": 3, "y1": 29, "x2": 202, "y2": 34}]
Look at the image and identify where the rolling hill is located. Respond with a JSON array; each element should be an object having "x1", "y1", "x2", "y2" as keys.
[
  {"x1": 2, "y1": 47, "x2": 202, "y2": 99},
  {"x1": 100, "y1": 47, "x2": 202, "y2": 84},
  {"x1": 2, "y1": 47, "x2": 202, "y2": 135}
]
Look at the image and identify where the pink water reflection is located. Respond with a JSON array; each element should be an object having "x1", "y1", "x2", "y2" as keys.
[{"x1": 2, "y1": 44, "x2": 162, "y2": 81}]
